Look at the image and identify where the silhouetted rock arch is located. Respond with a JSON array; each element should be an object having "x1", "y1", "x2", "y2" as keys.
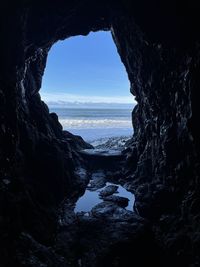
[{"x1": 0, "y1": 1, "x2": 199, "y2": 266}]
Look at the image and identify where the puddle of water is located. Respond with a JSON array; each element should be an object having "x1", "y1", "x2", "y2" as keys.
[{"x1": 74, "y1": 182, "x2": 135, "y2": 212}]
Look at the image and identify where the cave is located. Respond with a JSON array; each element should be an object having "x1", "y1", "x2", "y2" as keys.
[{"x1": 0, "y1": 1, "x2": 200, "y2": 267}]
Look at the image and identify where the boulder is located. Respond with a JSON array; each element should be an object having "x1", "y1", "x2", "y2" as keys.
[
  {"x1": 99, "y1": 185, "x2": 119, "y2": 197},
  {"x1": 102, "y1": 195, "x2": 129, "y2": 208}
]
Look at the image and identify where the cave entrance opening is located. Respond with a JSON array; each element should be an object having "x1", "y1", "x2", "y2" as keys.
[{"x1": 40, "y1": 31, "x2": 136, "y2": 148}]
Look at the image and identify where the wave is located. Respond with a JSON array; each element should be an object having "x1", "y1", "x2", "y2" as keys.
[{"x1": 59, "y1": 118, "x2": 132, "y2": 129}]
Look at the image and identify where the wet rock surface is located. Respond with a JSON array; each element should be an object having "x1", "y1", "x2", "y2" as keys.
[
  {"x1": 99, "y1": 185, "x2": 119, "y2": 197},
  {"x1": 91, "y1": 136, "x2": 131, "y2": 150},
  {"x1": 81, "y1": 149, "x2": 123, "y2": 156},
  {"x1": 79, "y1": 148, "x2": 125, "y2": 171},
  {"x1": 56, "y1": 192, "x2": 159, "y2": 267},
  {"x1": 55, "y1": 161, "x2": 137, "y2": 266},
  {"x1": 101, "y1": 195, "x2": 129, "y2": 208},
  {"x1": 87, "y1": 171, "x2": 106, "y2": 191}
]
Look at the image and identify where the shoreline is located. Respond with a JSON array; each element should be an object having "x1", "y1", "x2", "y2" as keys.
[
  {"x1": 66, "y1": 127, "x2": 133, "y2": 143},
  {"x1": 90, "y1": 135, "x2": 132, "y2": 150}
]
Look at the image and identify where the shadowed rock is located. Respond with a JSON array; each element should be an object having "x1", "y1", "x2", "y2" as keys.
[
  {"x1": 99, "y1": 185, "x2": 119, "y2": 197},
  {"x1": 102, "y1": 195, "x2": 129, "y2": 208}
]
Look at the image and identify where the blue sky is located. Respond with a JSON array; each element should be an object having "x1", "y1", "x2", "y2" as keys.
[{"x1": 40, "y1": 31, "x2": 136, "y2": 107}]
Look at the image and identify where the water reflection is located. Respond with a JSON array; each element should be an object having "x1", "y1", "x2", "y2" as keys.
[{"x1": 75, "y1": 182, "x2": 135, "y2": 212}]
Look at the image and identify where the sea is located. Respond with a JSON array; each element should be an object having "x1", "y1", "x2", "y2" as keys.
[{"x1": 50, "y1": 108, "x2": 133, "y2": 143}]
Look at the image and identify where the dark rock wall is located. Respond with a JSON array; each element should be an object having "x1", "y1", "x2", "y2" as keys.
[
  {"x1": 111, "y1": 6, "x2": 200, "y2": 265},
  {"x1": 0, "y1": 2, "x2": 110, "y2": 262},
  {"x1": 0, "y1": 0, "x2": 200, "y2": 266},
  {"x1": 112, "y1": 14, "x2": 198, "y2": 206}
]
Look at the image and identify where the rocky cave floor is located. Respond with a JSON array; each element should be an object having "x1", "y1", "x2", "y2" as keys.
[
  {"x1": 15, "y1": 136, "x2": 169, "y2": 267},
  {"x1": 39, "y1": 139, "x2": 163, "y2": 267}
]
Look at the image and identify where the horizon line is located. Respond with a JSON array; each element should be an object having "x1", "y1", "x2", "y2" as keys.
[{"x1": 40, "y1": 92, "x2": 137, "y2": 105}]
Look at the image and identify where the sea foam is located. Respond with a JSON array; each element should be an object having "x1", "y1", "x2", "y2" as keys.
[{"x1": 59, "y1": 118, "x2": 132, "y2": 129}]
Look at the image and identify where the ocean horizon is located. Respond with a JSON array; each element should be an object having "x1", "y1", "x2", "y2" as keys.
[{"x1": 50, "y1": 107, "x2": 134, "y2": 142}]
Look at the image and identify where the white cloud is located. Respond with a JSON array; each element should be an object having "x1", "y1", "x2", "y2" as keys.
[{"x1": 40, "y1": 92, "x2": 137, "y2": 106}]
